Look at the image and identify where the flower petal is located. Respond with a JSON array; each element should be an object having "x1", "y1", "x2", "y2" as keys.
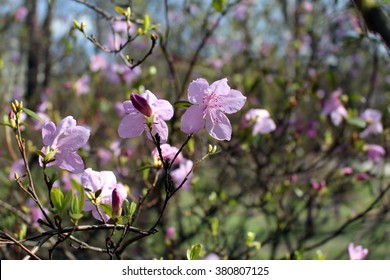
[
  {"x1": 42, "y1": 121, "x2": 56, "y2": 146},
  {"x1": 188, "y1": 78, "x2": 209, "y2": 104},
  {"x1": 253, "y1": 118, "x2": 276, "y2": 135},
  {"x1": 210, "y1": 78, "x2": 230, "y2": 96},
  {"x1": 205, "y1": 110, "x2": 232, "y2": 141},
  {"x1": 142, "y1": 90, "x2": 158, "y2": 105},
  {"x1": 123, "y1": 100, "x2": 138, "y2": 114},
  {"x1": 149, "y1": 117, "x2": 169, "y2": 143},
  {"x1": 118, "y1": 113, "x2": 145, "y2": 139},
  {"x1": 219, "y1": 89, "x2": 246, "y2": 114},
  {"x1": 56, "y1": 150, "x2": 85, "y2": 173},
  {"x1": 181, "y1": 105, "x2": 205, "y2": 134},
  {"x1": 56, "y1": 126, "x2": 90, "y2": 150},
  {"x1": 153, "y1": 99, "x2": 174, "y2": 120}
]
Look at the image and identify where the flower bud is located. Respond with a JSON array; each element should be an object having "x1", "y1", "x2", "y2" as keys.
[
  {"x1": 112, "y1": 188, "x2": 124, "y2": 218},
  {"x1": 131, "y1": 93, "x2": 153, "y2": 117}
]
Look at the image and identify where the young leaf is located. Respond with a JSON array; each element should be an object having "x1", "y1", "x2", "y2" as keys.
[
  {"x1": 22, "y1": 107, "x2": 44, "y2": 123},
  {"x1": 174, "y1": 100, "x2": 193, "y2": 109},
  {"x1": 114, "y1": 6, "x2": 126, "y2": 15},
  {"x1": 143, "y1": 14, "x2": 150, "y2": 33},
  {"x1": 347, "y1": 117, "x2": 366, "y2": 128},
  {"x1": 212, "y1": 0, "x2": 228, "y2": 13},
  {"x1": 50, "y1": 188, "x2": 64, "y2": 211},
  {"x1": 186, "y1": 244, "x2": 202, "y2": 260},
  {"x1": 100, "y1": 203, "x2": 113, "y2": 218}
]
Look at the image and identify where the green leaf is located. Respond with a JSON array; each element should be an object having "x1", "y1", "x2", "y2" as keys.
[
  {"x1": 100, "y1": 203, "x2": 113, "y2": 218},
  {"x1": 211, "y1": 217, "x2": 219, "y2": 236},
  {"x1": 143, "y1": 14, "x2": 150, "y2": 33},
  {"x1": 63, "y1": 190, "x2": 73, "y2": 212},
  {"x1": 174, "y1": 100, "x2": 193, "y2": 109},
  {"x1": 186, "y1": 244, "x2": 202, "y2": 260},
  {"x1": 95, "y1": 188, "x2": 102, "y2": 199},
  {"x1": 22, "y1": 107, "x2": 44, "y2": 123},
  {"x1": 115, "y1": 6, "x2": 126, "y2": 15},
  {"x1": 128, "y1": 201, "x2": 137, "y2": 219},
  {"x1": 347, "y1": 117, "x2": 366, "y2": 128},
  {"x1": 50, "y1": 188, "x2": 64, "y2": 212},
  {"x1": 69, "y1": 213, "x2": 83, "y2": 221},
  {"x1": 212, "y1": 0, "x2": 228, "y2": 13}
]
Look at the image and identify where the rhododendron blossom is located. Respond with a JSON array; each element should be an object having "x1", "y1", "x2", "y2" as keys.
[
  {"x1": 82, "y1": 168, "x2": 127, "y2": 221},
  {"x1": 40, "y1": 116, "x2": 90, "y2": 173},
  {"x1": 243, "y1": 109, "x2": 276, "y2": 135},
  {"x1": 181, "y1": 78, "x2": 246, "y2": 141},
  {"x1": 171, "y1": 159, "x2": 194, "y2": 190},
  {"x1": 152, "y1": 144, "x2": 183, "y2": 166},
  {"x1": 322, "y1": 89, "x2": 347, "y2": 126},
  {"x1": 348, "y1": 243, "x2": 368, "y2": 260},
  {"x1": 118, "y1": 91, "x2": 174, "y2": 143},
  {"x1": 366, "y1": 144, "x2": 385, "y2": 163},
  {"x1": 359, "y1": 109, "x2": 383, "y2": 138}
]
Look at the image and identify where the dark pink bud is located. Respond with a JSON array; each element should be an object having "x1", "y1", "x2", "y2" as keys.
[
  {"x1": 131, "y1": 93, "x2": 153, "y2": 117},
  {"x1": 112, "y1": 188, "x2": 124, "y2": 217}
]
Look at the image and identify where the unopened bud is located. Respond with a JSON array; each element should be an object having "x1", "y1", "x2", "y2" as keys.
[
  {"x1": 112, "y1": 188, "x2": 124, "y2": 218},
  {"x1": 131, "y1": 93, "x2": 153, "y2": 117}
]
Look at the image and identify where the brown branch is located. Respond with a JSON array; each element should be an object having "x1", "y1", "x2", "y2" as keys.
[{"x1": 353, "y1": 0, "x2": 390, "y2": 49}]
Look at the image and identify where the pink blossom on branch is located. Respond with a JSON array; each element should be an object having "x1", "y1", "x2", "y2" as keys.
[
  {"x1": 321, "y1": 89, "x2": 348, "y2": 126},
  {"x1": 82, "y1": 168, "x2": 127, "y2": 222},
  {"x1": 359, "y1": 109, "x2": 383, "y2": 138},
  {"x1": 118, "y1": 91, "x2": 174, "y2": 143},
  {"x1": 366, "y1": 144, "x2": 385, "y2": 163},
  {"x1": 40, "y1": 116, "x2": 90, "y2": 173},
  {"x1": 181, "y1": 78, "x2": 247, "y2": 141},
  {"x1": 348, "y1": 243, "x2": 368, "y2": 260},
  {"x1": 243, "y1": 109, "x2": 276, "y2": 135}
]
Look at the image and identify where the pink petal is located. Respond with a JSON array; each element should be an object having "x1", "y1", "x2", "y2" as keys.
[
  {"x1": 42, "y1": 121, "x2": 56, "y2": 146},
  {"x1": 142, "y1": 90, "x2": 158, "y2": 105},
  {"x1": 123, "y1": 100, "x2": 138, "y2": 114},
  {"x1": 210, "y1": 78, "x2": 230, "y2": 96},
  {"x1": 181, "y1": 105, "x2": 205, "y2": 134},
  {"x1": 118, "y1": 113, "x2": 145, "y2": 139},
  {"x1": 56, "y1": 126, "x2": 90, "y2": 150},
  {"x1": 149, "y1": 117, "x2": 169, "y2": 143},
  {"x1": 219, "y1": 89, "x2": 246, "y2": 114},
  {"x1": 188, "y1": 78, "x2": 209, "y2": 104},
  {"x1": 56, "y1": 150, "x2": 85, "y2": 173},
  {"x1": 205, "y1": 110, "x2": 232, "y2": 141},
  {"x1": 153, "y1": 99, "x2": 174, "y2": 120},
  {"x1": 253, "y1": 118, "x2": 276, "y2": 134}
]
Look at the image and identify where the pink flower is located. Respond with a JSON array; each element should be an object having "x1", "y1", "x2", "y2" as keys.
[
  {"x1": 340, "y1": 167, "x2": 353, "y2": 176},
  {"x1": 311, "y1": 179, "x2": 326, "y2": 190},
  {"x1": 118, "y1": 90, "x2": 174, "y2": 143},
  {"x1": 243, "y1": 109, "x2": 276, "y2": 135},
  {"x1": 15, "y1": 6, "x2": 28, "y2": 22},
  {"x1": 203, "y1": 253, "x2": 220, "y2": 260},
  {"x1": 356, "y1": 172, "x2": 369, "y2": 181},
  {"x1": 74, "y1": 74, "x2": 90, "y2": 96},
  {"x1": 322, "y1": 89, "x2": 348, "y2": 126},
  {"x1": 152, "y1": 144, "x2": 183, "y2": 166},
  {"x1": 40, "y1": 116, "x2": 90, "y2": 173},
  {"x1": 89, "y1": 54, "x2": 107, "y2": 72},
  {"x1": 359, "y1": 109, "x2": 383, "y2": 138},
  {"x1": 181, "y1": 78, "x2": 246, "y2": 141},
  {"x1": 171, "y1": 159, "x2": 194, "y2": 190},
  {"x1": 165, "y1": 226, "x2": 176, "y2": 240},
  {"x1": 9, "y1": 159, "x2": 25, "y2": 180},
  {"x1": 366, "y1": 144, "x2": 385, "y2": 162},
  {"x1": 348, "y1": 243, "x2": 368, "y2": 260},
  {"x1": 105, "y1": 64, "x2": 141, "y2": 85},
  {"x1": 82, "y1": 168, "x2": 127, "y2": 221}
]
